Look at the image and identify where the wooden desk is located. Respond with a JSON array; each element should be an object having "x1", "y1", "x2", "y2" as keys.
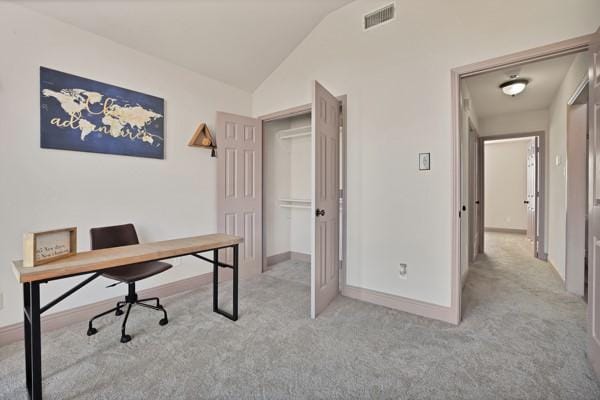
[{"x1": 12, "y1": 233, "x2": 243, "y2": 400}]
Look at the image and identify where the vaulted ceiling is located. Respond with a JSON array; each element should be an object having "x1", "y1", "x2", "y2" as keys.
[{"x1": 18, "y1": 0, "x2": 354, "y2": 92}]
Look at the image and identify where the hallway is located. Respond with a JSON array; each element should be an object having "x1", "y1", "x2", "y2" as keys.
[{"x1": 461, "y1": 232, "x2": 597, "y2": 398}]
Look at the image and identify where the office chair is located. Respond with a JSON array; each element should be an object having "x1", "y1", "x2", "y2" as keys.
[{"x1": 87, "y1": 224, "x2": 171, "y2": 343}]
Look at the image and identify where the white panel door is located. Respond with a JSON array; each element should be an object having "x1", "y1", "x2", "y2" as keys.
[
  {"x1": 526, "y1": 138, "x2": 537, "y2": 245},
  {"x1": 311, "y1": 81, "x2": 340, "y2": 318},
  {"x1": 469, "y1": 130, "x2": 480, "y2": 262},
  {"x1": 216, "y1": 112, "x2": 262, "y2": 277},
  {"x1": 588, "y1": 28, "x2": 600, "y2": 380}
]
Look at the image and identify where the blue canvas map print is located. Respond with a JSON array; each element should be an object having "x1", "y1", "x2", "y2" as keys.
[{"x1": 40, "y1": 67, "x2": 165, "y2": 159}]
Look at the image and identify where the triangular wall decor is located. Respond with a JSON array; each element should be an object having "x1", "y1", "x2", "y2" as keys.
[{"x1": 188, "y1": 123, "x2": 215, "y2": 149}]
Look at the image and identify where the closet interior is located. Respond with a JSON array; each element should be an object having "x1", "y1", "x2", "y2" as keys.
[{"x1": 264, "y1": 112, "x2": 312, "y2": 271}]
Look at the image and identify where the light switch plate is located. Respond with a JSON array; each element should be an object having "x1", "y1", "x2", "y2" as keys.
[
  {"x1": 419, "y1": 153, "x2": 431, "y2": 171},
  {"x1": 398, "y1": 263, "x2": 408, "y2": 279}
]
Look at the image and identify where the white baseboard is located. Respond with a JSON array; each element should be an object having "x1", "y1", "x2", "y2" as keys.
[
  {"x1": 291, "y1": 252, "x2": 310, "y2": 263},
  {"x1": 547, "y1": 257, "x2": 565, "y2": 284},
  {"x1": 484, "y1": 227, "x2": 527, "y2": 234},
  {"x1": 461, "y1": 268, "x2": 469, "y2": 288},
  {"x1": 266, "y1": 251, "x2": 310, "y2": 266},
  {"x1": 0, "y1": 271, "x2": 221, "y2": 346},
  {"x1": 342, "y1": 285, "x2": 456, "y2": 325},
  {"x1": 266, "y1": 251, "x2": 291, "y2": 266}
]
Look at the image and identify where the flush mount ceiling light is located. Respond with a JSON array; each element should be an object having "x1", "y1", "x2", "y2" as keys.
[{"x1": 499, "y1": 78, "x2": 529, "y2": 97}]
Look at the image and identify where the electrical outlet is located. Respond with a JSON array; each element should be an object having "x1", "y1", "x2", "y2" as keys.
[{"x1": 398, "y1": 263, "x2": 408, "y2": 279}]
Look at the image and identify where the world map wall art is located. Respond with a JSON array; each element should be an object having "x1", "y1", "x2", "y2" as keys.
[{"x1": 40, "y1": 67, "x2": 165, "y2": 159}]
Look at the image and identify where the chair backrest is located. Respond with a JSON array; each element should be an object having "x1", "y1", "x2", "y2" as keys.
[{"x1": 90, "y1": 223, "x2": 139, "y2": 250}]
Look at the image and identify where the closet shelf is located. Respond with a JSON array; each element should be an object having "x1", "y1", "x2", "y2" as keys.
[
  {"x1": 279, "y1": 198, "x2": 311, "y2": 209},
  {"x1": 277, "y1": 126, "x2": 311, "y2": 140},
  {"x1": 279, "y1": 198, "x2": 310, "y2": 204},
  {"x1": 280, "y1": 204, "x2": 311, "y2": 209}
]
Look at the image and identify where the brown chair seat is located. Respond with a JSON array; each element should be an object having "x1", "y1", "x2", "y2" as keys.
[
  {"x1": 88, "y1": 224, "x2": 171, "y2": 344},
  {"x1": 102, "y1": 261, "x2": 172, "y2": 283}
]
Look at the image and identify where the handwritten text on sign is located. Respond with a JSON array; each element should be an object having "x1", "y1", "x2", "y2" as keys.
[{"x1": 35, "y1": 231, "x2": 71, "y2": 262}]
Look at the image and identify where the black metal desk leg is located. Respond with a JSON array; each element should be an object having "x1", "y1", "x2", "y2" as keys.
[
  {"x1": 29, "y1": 282, "x2": 42, "y2": 399},
  {"x1": 212, "y1": 245, "x2": 239, "y2": 321},
  {"x1": 232, "y1": 244, "x2": 238, "y2": 320},
  {"x1": 23, "y1": 283, "x2": 32, "y2": 396},
  {"x1": 213, "y1": 249, "x2": 218, "y2": 312}
]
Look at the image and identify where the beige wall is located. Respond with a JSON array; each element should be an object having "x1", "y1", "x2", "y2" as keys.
[
  {"x1": 252, "y1": 0, "x2": 600, "y2": 307},
  {"x1": 0, "y1": 3, "x2": 252, "y2": 328},
  {"x1": 547, "y1": 52, "x2": 590, "y2": 279},
  {"x1": 480, "y1": 110, "x2": 549, "y2": 137},
  {"x1": 484, "y1": 140, "x2": 530, "y2": 231}
]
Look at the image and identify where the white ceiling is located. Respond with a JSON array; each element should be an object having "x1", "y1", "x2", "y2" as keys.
[
  {"x1": 463, "y1": 53, "x2": 577, "y2": 119},
  {"x1": 18, "y1": 0, "x2": 354, "y2": 92}
]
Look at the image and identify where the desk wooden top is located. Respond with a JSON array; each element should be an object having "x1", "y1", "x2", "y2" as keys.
[{"x1": 12, "y1": 233, "x2": 243, "y2": 283}]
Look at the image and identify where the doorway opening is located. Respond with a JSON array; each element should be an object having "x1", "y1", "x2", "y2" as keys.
[
  {"x1": 480, "y1": 133, "x2": 544, "y2": 257},
  {"x1": 450, "y1": 34, "x2": 594, "y2": 325},
  {"x1": 485, "y1": 137, "x2": 535, "y2": 241},
  {"x1": 260, "y1": 94, "x2": 347, "y2": 319}
]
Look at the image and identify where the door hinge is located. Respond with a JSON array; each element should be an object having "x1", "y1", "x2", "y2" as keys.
[
  {"x1": 339, "y1": 188, "x2": 344, "y2": 199},
  {"x1": 339, "y1": 260, "x2": 343, "y2": 270}
]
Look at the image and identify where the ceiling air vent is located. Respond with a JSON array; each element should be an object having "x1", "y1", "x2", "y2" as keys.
[{"x1": 364, "y1": 3, "x2": 395, "y2": 30}]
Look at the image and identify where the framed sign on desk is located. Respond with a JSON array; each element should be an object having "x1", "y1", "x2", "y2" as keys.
[{"x1": 22, "y1": 227, "x2": 77, "y2": 267}]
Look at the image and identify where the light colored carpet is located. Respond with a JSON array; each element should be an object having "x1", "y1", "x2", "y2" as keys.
[{"x1": 0, "y1": 233, "x2": 598, "y2": 399}]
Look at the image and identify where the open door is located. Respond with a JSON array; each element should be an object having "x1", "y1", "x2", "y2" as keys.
[
  {"x1": 526, "y1": 138, "x2": 537, "y2": 250},
  {"x1": 468, "y1": 129, "x2": 480, "y2": 261},
  {"x1": 216, "y1": 112, "x2": 262, "y2": 277},
  {"x1": 587, "y1": 27, "x2": 600, "y2": 379},
  {"x1": 311, "y1": 81, "x2": 340, "y2": 318}
]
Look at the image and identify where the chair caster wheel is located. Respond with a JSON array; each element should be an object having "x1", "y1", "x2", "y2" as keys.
[
  {"x1": 159, "y1": 318, "x2": 168, "y2": 326},
  {"x1": 87, "y1": 327, "x2": 98, "y2": 336},
  {"x1": 120, "y1": 334, "x2": 132, "y2": 343},
  {"x1": 115, "y1": 309, "x2": 124, "y2": 316}
]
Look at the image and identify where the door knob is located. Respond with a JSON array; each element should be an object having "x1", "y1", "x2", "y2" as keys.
[
  {"x1": 475, "y1": 201, "x2": 480, "y2": 204},
  {"x1": 316, "y1": 208, "x2": 325, "y2": 217},
  {"x1": 524, "y1": 201, "x2": 529, "y2": 204}
]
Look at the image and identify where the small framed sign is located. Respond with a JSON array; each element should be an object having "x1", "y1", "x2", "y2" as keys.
[
  {"x1": 419, "y1": 153, "x2": 431, "y2": 171},
  {"x1": 23, "y1": 227, "x2": 77, "y2": 267}
]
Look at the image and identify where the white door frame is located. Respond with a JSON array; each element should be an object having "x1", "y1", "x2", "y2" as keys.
[
  {"x1": 450, "y1": 34, "x2": 593, "y2": 324},
  {"x1": 258, "y1": 95, "x2": 348, "y2": 294},
  {"x1": 565, "y1": 78, "x2": 590, "y2": 297}
]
